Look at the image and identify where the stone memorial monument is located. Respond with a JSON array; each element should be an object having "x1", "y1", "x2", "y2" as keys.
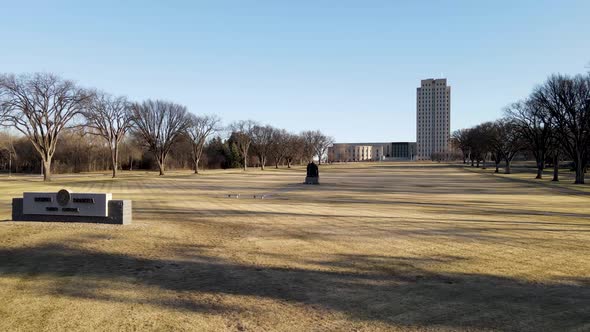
[
  {"x1": 305, "y1": 162, "x2": 320, "y2": 185},
  {"x1": 12, "y1": 188, "x2": 132, "y2": 225}
]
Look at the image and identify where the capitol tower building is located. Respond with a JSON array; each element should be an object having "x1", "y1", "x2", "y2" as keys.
[{"x1": 416, "y1": 78, "x2": 451, "y2": 160}]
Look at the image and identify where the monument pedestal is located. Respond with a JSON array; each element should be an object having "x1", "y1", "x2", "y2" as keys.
[
  {"x1": 11, "y1": 189, "x2": 132, "y2": 225},
  {"x1": 304, "y1": 162, "x2": 320, "y2": 185},
  {"x1": 305, "y1": 176, "x2": 319, "y2": 185}
]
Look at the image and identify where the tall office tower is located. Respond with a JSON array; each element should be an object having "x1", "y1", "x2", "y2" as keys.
[{"x1": 416, "y1": 78, "x2": 451, "y2": 160}]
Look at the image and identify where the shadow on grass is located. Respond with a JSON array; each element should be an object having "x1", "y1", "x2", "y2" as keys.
[
  {"x1": 0, "y1": 242, "x2": 588, "y2": 331},
  {"x1": 137, "y1": 205, "x2": 590, "y2": 234},
  {"x1": 461, "y1": 166, "x2": 589, "y2": 196},
  {"x1": 426, "y1": 205, "x2": 590, "y2": 220}
]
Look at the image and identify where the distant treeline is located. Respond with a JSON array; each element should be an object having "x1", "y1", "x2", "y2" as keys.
[
  {"x1": 450, "y1": 71, "x2": 590, "y2": 184},
  {"x1": 0, "y1": 73, "x2": 333, "y2": 181},
  {"x1": 0, "y1": 130, "x2": 323, "y2": 175}
]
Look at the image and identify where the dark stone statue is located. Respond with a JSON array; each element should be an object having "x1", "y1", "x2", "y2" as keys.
[
  {"x1": 305, "y1": 162, "x2": 319, "y2": 184},
  {"x1": 307, "y1": 162, "x2": 319, "y2": 177}
]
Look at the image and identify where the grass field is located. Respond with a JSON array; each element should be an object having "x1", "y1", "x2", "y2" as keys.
[{"x1": 0, "y1": 163, "x2": 589, "y2": 331}]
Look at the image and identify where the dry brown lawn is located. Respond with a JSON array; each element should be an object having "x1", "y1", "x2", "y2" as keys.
[{"x1": 0, "y1": 163, "x2": 588, "y2": 331}]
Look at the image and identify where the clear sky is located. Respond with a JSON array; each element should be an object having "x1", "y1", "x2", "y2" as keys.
[{"x1": 1, "y1": 1, "x2": 588, "y2": 142}]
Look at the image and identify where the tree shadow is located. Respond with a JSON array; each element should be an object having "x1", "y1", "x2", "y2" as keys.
[
  {"x1": 461, "y1": 166, "x2": 588, "y2": 195},
  {"x1": 433, "y1": 205, "x2": 590, "y2": 220},
  {"x1": 1, "y1": 242, "x2": 588, "y2": 331}
]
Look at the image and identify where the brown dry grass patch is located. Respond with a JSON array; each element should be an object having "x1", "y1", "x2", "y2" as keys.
[{"x1": 0, "y1": 163, "x2": 588, "y2": 331}]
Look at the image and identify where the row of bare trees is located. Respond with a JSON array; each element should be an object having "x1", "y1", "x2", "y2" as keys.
[
  {"x1": 0, "y1": 73, "x2": 333, "y2": 181},
  {"x1": 452, "y1": 73, "x2": 590, "y2": 184},
  {"x1": 227, "y1": 121, "x2": 334, "y2": 171}
]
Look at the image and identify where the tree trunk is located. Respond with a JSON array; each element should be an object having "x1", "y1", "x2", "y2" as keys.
[
  {"x1": 471, "y1": 159, "x2": 474, "y2": 167},
  {"x1": 42, "y1": 158, "x2": 52, "y2": 182},
  {"x1": 157, "y1": 153, "x2": 166, "y2": 176},
  {"x1": 504, "y1": 159, "x2": 511, "y2": 174},
  {"x1": 574, "y1": 155, "x2": 584, "y2": 184},
  {"x1": 535, "y1": 158, "x2": 544, "y2": 179},
  {"x1": 111, "y1": 145, "x2": 118, "y2": 178},
  {"x1": 287, "y1": 159, "x2": 292, "y2": 168},
  {"x1": 476, "y1": 160, "x2": 480, "y2": 168},
  {"x1": 552, "y1": 154, "x2": 559, "y2": 182},
  {"x1": 260, "y1": 156, "x2": 265, "y2": 170},
  {"x1": 192, "y1": 143, "x2": 203, "y2": 174},
  {"x1": 243, "y1": 155, "x2": 247, "y2": 171},
  {"x1": 494, "y1": 162, "x2": 499, "y2": 173}
]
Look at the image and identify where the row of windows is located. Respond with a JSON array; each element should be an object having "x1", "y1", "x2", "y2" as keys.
[
  {"x1": 417, "y1": 116, "x2": 450, "y2": 119},
  {"x1": 421, "y1": 82, "x2": 447, "y2": 87},
  {"x1": 418, "y1": 95, "x2": 449, "y2": 98},
  {"x1": 417, "y1": 139, "x2": 449, "y2": 144},
  {"x1": 418, "y1": 93, "x2": 449, "y2": 97}
]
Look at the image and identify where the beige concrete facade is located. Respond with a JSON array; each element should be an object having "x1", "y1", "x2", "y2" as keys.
[
  {"x1": 417, "y1": 78, "x2": 451, "y2": 160},
  {"x1": 328, "y1": 142, "x2": 415, "y2": 162},
  {"x1": 329, "y1": 144, "x2": 378, "y2": 162}
]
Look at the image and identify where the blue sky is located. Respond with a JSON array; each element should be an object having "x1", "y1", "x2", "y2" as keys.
[{"x1": 1, "y1": 1, "x2": 588, "y2": 142}]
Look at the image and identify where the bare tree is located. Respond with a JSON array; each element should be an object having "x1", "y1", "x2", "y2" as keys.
[
  {"x1": 251, "y1": 124, "x2": 276, "y2": 170},
  {"x1": 505, "y1": 99, "x2": 555, "y2": 179},
  {"x1": 489, "y1": 118, "x2": 523, "y2": 174},
  {"x1": 300, "y1": 130, "x2": 319, "y2": 163},
  {"x1": 490, "y1": 147, "x2": 503, "y2": 174},
  {"x1": 549, "y1": 144, "x2": 565, "y2": 182},
  {"x1": 532, "y1": 74, "x2": 590, "y2": 184},
  {"x1": 0, "y1": 92, "x2": 8, "y2": 122},
  {"x1": 451, "y1": 129, "x2": 471, "y2": 164},
  {"x1": 229, "y1": 120, "x2": 256, "y2": 171},
  {"x1": 0, "y1": 131, "x2": 17, "y2": 173},
  {"x1": 83, "y1": 92, "x2": 132, "y2": 178},
  {"x1": 316, "y1": 134, "x2": 335, "y2": 165},
  {"x1": 185, "y1": 114, "x2": 221, "y2": 174},
  {"x1": 468, "y1": 122, "x2": 494, "y2": 168},
  {"x1": 459, "y1": 128, "x2": 476, "y2": 166},
  {"x1": 284, "y1": 133, "x2": 304, "y2": 168},
  {"x1": 119, "y1": 136, "x2": 144, "y2": 171},
  {"x1": 269, "y1": 128, "x2": 289, "y2": 168},
  {"x1": 131, "y1": 100, "x2": 189, "y2": 176},
  {"x1": 0, "y1": 73, "x2": 92, "y2": 181},
  {"x1": 300, "y1": 130, "x2": 334, "y2": 164},
  {"x1": 488, "y1": 125, "x2": 503, "y2": 173}
]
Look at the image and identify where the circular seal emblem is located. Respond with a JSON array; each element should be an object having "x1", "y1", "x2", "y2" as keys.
[{"x1": 56, "y1": 189, "x2": 71, "y2": 206}]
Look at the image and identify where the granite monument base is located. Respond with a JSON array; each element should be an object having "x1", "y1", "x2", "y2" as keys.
[
  {"x1": 305, "y1": 176, "x2": 319, "y2": 185},
  {"x1": 12, "y1": 198, "x2": 132, "y2": 225}
]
